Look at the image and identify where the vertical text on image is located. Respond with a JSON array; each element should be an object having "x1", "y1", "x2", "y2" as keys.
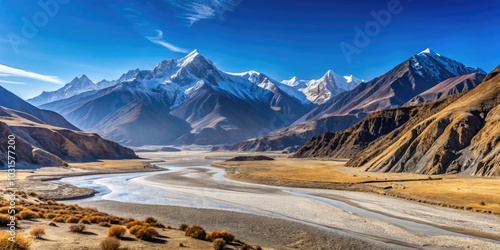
[{"x1": 6, "y1": 134, "x2": 17, "y2": 242}]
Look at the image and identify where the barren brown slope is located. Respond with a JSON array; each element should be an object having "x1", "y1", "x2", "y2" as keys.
[
  {"x1": 292, "y1": 96, "x2": 461, "y2": 159},
  {"x1": 0, "y1": 106, "x2": 137, "y2": 168},
  {"x1": 294, "y1": 66, "x2": 500, "y2": 177},
  {"x1": 352, "y1": 66, "x2": 500, "y2": 176},
  {"x1": 405, "y1": 72, "x2": 485, "y2": 106}
]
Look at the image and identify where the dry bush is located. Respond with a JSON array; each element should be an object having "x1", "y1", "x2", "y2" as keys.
[
  {"x1": 144, "y1": 217, "x2": 157, "y2": 224},
  {"x1": 125, "y1": 220, "x2": 149, "y2": 229},
  {"x1": 212, "y1": 238, "x2": 226, "y2": 250},
  {"x1": 29, "y1": 226, "x2": 46, "y2": 239},
  {"x1": 128, "y1": 225, "x2": 143, "y2": 235},
  {"x1": 254, "y1": 245, "x2": 263, "y2": 250},
  {"x1": 0, "y1": 206, "x2": 10, "y2": 214},
  {"x1": 44, "y1": 213, "x2": 56, "y2": 219},
  {"x1": 89, "y1": 216, "x2": 105, "y2": 223},
  {"x1": 69, "y1": 224, "x2": 86, "y2": 233},
  {"x1": 206, "y1": 230, "x2": 234, "y2": 243},
  {"x1": 0, "y1": 231, "x2": 32, "y2": 250},
  {"x1": 107, "y1": 226, "x2": 127, "y2": 238},
  {"x1": 0, "y1": 214, "x2": 13, "y2": 227},
  {"x1": 100, "y1": 237, "x2": 121, "y2": 250},
  {"x1": 109, "y1": 218, "x2": 122, "y2": 225},
  {"x1": 185, "y1": 225, "x2": 206, "y2": 240},
  {"x1": 99, "y1": 222, "x2": 112, "y2": 227},
  {"x1": 65, "y1": 216, "x2": 80, "y2": 224},
  {"x1": 179, "y1": 223, "x2": 188, "y2": 231},
  {"x1": 132, "y1": 226, "x2": 159, "y2": 240},
  {"x1": 46, "y1": 200, "x2": 58, "y2": 205},
  {"x1": 241, "y1": 244, "x2": 251, "y2": 250},
  {"x1": 52, "y1": 216, "x2": 66, "y2": 223},
  {"x1": 48, "y1": 222, "x2": 57, "y2": 227},
  {"x1": 143, "y1": 217, "x2": 165, "y2": 228},
  {"x1": 17, "y1": 210, "x2": 39, "y2": 220},
  {"x1": 79, "y1": 218, "x2": 91, "y2": 225}
]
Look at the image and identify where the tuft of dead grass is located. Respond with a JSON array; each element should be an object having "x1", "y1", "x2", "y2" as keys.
[
  {"x1": 107, "y1": 225, "x2": 127, "y2": 238},
  {"x1": 29, "y1": 226, "x2": 46, "y2": 239}
]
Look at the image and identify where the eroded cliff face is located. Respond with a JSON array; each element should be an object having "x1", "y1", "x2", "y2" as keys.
[
  {"x1": 0, "y1": 107, "x2": 137, "y2": 168},
  {"x1": 294, "y1": 66, "x2": 500, "y2": 177}
]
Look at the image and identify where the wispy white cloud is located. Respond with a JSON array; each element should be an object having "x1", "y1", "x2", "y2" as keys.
[
  {"x1": 0, "y1": 79, "x2": 25, "y2": 85},
  {"x1": 0, "y1": 64, "x2": 63, "y2": 84},
  {"x1": 165, "y1": 0, "x2": 242, "y2": 25},
  {"x1": 146, "y1": 30, "x2": 190, "y2": 53},
  {"x1": 123, "y1": 4, "x2": 190, "y2": 53}
]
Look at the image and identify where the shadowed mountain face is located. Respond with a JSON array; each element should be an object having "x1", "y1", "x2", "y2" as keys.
[
  {"x1": 0, "y1": 88, "x2": 137, "y2": 168},
  {"x1": 229, "y1": 49, "x2": 485, "y2": 151},
  {"x1": 294, "y1": 66, "x2": 500, "y2": 177}
]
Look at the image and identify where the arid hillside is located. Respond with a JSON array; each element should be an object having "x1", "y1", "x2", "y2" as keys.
[{"x1": 294, "y1": 66, "x2": 500, "y2": 177}]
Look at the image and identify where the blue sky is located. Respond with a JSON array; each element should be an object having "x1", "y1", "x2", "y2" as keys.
[{"x1": 0, "y1": 0, "x2": 499, "y2": 99}]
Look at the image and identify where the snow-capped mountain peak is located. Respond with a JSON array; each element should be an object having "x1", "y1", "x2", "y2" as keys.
[
  {"x1": 410, "y1": 48, "x2": 486, "y2": 81},
  {"x1": 64, "y1": 75, "x2": 94, "y2": 91},
  {"x1": 418, "y1": 48, "x2": 441, "y2": 57}
]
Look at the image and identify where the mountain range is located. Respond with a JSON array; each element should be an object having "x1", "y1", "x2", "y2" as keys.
[
  {"x1": 229, "y1": 49, "x2": 486, "y2": 151},
  {"x1": 2, "y1": 47, "x2": 495, "y2": 177},
  {"x1": 293, "y1": 66, "x2": 500, "y2": 177},
  {"x1": 30, "y1": 50, "x2": 362, "y2": 146}
]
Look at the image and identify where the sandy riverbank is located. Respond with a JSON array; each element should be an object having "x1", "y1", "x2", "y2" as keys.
[{"x1": 213, "y1": 157, "x2": 500, "y2": 215}]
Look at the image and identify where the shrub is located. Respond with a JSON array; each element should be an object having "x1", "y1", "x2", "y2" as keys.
[
  {"x1": 46, "y1": 200, "x2": 58, "y2": 205},
  {"x1": 17, "y1": 210, "x2": 38, "y2": 220},
  {"x1": 206, "y1": 230, "x2": 234, "y2": 242},
  {"x1": 69, "y1": 224, "x2": 86, "y2": 233},
  {"x1": 29, "y1": 226, "x2": 46, "y2": 239},
  {"x1": 0, "y1": 206, "x2": 9, "y2": 214},
  {"x1": 128, "y1": 225, "x2": 143, "y2": 235},
  {"x1": 0, "y1": 231, "x2": 32, "y2": 250},
  {"x1": 65, "y1": 216, "x2": 80, "y2": 224},
  {"x1": 89, "y1": 216, "x2": 104, "y2": 223},
  {"x1": 185, "y1": 225, "x2": 206, "y2": 240},
  {"x1": 179, "y1": 223, "x2": 188, "y2": 231},
  {"x1": 107, "y1": 226, "x2": 127, "y2": 238},
  {"x1": 0, "y1": 214, "x2": 13, "y2": 227},
  {"x1": 125, "y1": 220, "x2": 148, "y2": 229},
  {"x1": 109, "y1": 218, "x2": 122, "y2": 225},
  {"x1": 144, "y1": 216, "x2": 157, "y2": 224},
  {"x1": 131, "y1": 226, "x2": 159, "y2": 240},
  {"x1": 99, "y1": 222, "x2": 112, "y2": 227},
  {"x1": 44, "y1": 213, "x2": 56, "y2": 219},
  {"x1": 241, "y1": 244, "x2": 251, "y2": 250},
  {"x1": 254, "y1": 245, "x2": 263, "y2": 250},
  {"x1": 48, "y1": 222, "x2": 57, "y2": 227},
  {"x1": 79, "y1": 218, "x2": 91, "y2": 225},
  {"x1": 212, "y1": 238, "x2": 226, "y2": 250},
  {"x1": 100, "y1": 237, "x2": 121, "y2": 250},
  {"x1": 52, "y1": 216, "x2": 66, "y2": 223}
]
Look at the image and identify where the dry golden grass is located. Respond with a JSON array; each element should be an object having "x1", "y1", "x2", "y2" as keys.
[
  {"x1": 29, "y1": 226, "x2": 46, "y2": 239},
  {"x1": 214, "y1": 158, "x2": 429, "y2": 184},
  {"x1": 100, "y1": 237, "x2": 121, "y2": 250},
  {"x1": 206, "y1": 230, "x2": 234, "y2": 242},
  {"x1": 215, "y1": 158, "x2": 500, "y2": 214},
  {"x1": 70, "y1": 159, "x2": 159, "y2": 172},
  {"x1": 0, "y1": 231, "x2": 32, "y2": 250},
  {"x1": 384, "y1": 178, "x2": 500, "y2": 214},
  {"x1": 185, "y1": 225, "x2": 206, "y2": 240},
  {"x1": 106, "y1": 225, "x2": 127, "y2": 238}
]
